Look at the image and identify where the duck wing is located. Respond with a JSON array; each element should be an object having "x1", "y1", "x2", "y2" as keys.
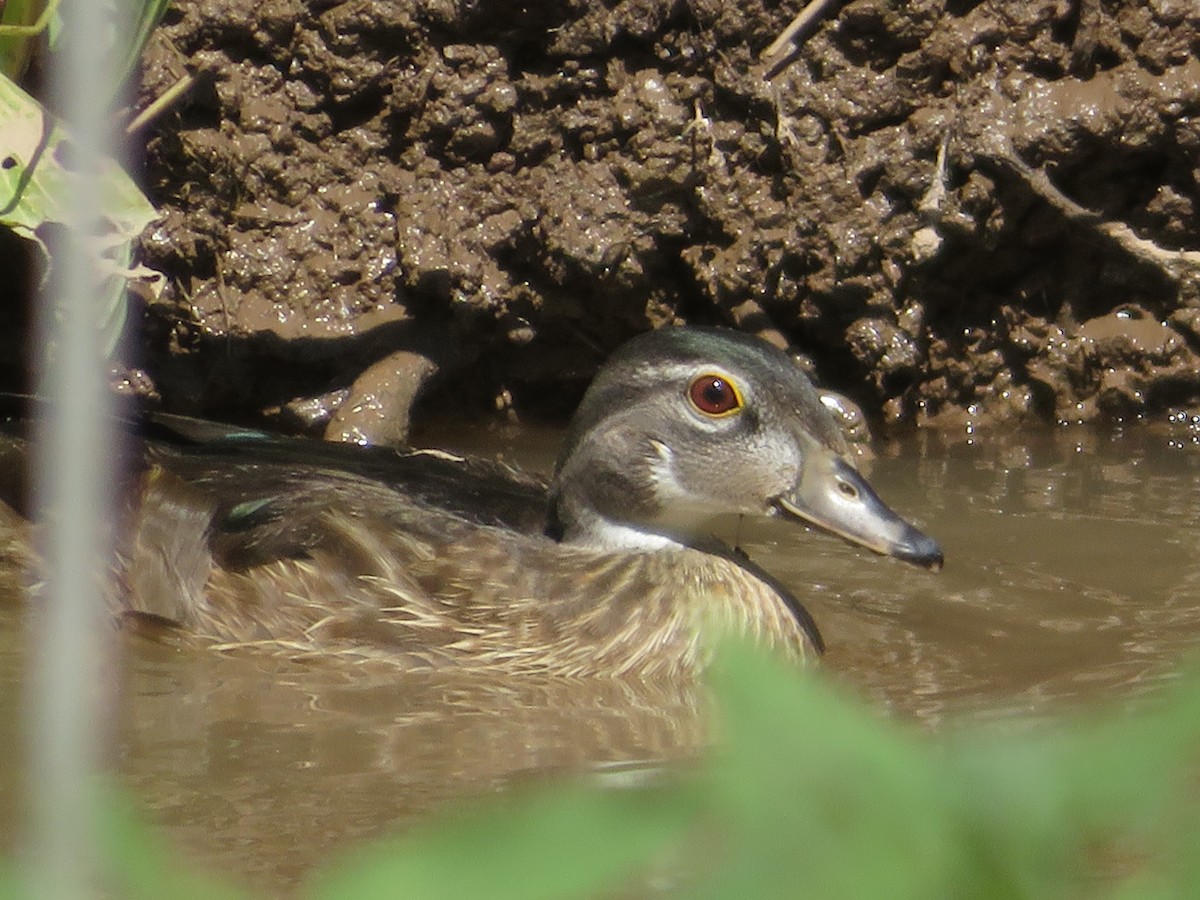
[{"x1": 150, "y1": 412, "x2": 551, "y2": 538}]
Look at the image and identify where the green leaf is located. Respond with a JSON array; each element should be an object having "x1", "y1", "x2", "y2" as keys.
[
  {"x1": 309, "y1": 779, "x2": 700, "y2": 900},
  {"x1": 0, "y1": 0, "x2": 169, "y2": 87},
  {"x1": 692, "y1": 642, "x2": 960, "y2": 900},
  {"x1": 0, "y1": 861, "x2": 26, "y2": 900},
  {"x1": 944, "y1": 662, "x2": 1200, "y2": 896},
  {"x1": 123, "y1": 0, "x2": 171, "y2": 83},
  {"x1": 92, "y1": 783, "x2": 256, "y2": 900},
  {"x1": 0, "y1": 0, "x2": 51, "y2": 82},
  {"x1": 0, "y1": 71, "x2": 160, "y2": 355}
]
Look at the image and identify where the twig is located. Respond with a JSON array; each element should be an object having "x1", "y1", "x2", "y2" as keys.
[
  {"x1": 978, "y1": 133, "x2": 1200, "y2": 283},
  {"x1": 126, "y1": 71, "x2": 197, "y2": 136},
  {"x1": 917, "y1": 134, "x2": 951, "y2": 218},
  {"x1": 909, "y1": 135, "x2": 952, "y2": 264},
  {"x1": 760, "y1": 0, "x2": 842, "y2": 75}
]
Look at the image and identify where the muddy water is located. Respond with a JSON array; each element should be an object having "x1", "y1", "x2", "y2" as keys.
[{"x1": 2, "y1": 426, "x2": 1200, "y2": 893}]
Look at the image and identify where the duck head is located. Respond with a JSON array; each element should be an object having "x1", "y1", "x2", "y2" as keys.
[{"x1": 547, "y1": 327, "x2": 942, "y2": 570}]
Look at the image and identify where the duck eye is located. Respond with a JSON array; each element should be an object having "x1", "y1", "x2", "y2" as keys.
[{"x1": 688, "y1": 373, "x2": 741, "y2": 417}]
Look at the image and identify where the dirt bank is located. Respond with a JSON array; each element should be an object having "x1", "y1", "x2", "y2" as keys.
[{"x1": 124, "y1": 0, "x2": 1200, "y2": 437}]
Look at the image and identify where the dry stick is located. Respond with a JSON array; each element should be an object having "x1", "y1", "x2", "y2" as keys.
[
  {"x1": 126, "y1": 72, "x2": 197, "y2": 136},
  {"x1": 979, "y1": 134, "x2": 1200, "y2": 284},
  {"x1": 760, "y1": 0, "x2": 842, "y2": 74}
]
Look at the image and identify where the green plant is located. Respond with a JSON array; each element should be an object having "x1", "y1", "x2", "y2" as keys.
[
  {"x1": 14, "y1": 640, "x2": 1198, "y2": 899},
  {"x1": 298, "y1": 644, "x2": 1200, "y2": 899},
  {"x1": 0, "y1": 0, "x2": 167, "y2": 357}
]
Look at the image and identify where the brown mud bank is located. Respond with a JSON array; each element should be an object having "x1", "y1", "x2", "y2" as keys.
[{"x1": 125, "y1": 0, "x2": 1200, "y2": 437}]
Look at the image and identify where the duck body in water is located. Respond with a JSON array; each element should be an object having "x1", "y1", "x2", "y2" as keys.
[{"x1": 0, "y1": 328, "x2": 942, "y2": 676}]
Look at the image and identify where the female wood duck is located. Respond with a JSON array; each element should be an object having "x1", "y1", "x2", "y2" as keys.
[{"x1": 0, "y1": 327, "x2": 942, "y2": 676}]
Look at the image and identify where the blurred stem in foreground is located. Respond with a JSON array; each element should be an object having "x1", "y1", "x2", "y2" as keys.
[{"x1": 23, "y1": 0, "x2": 124, "y2": 896}]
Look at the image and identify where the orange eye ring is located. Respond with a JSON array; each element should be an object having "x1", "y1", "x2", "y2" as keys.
[{"x1": 688, "y1": 372, "x2": 742, "y2": 417}]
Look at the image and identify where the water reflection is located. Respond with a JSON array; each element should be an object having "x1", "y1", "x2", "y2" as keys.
[
  {"x1": 110, "y1": 645, "x2": 700, "y2": 890},
  {"x1": 1, "y1": 426, "x2": 1200, "y2": 892},
  {"x1": 800, "y1": 429, "x2": 1200, "y2": 724}
]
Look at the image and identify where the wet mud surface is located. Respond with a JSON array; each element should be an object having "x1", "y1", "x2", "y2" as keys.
[{"x1": 107, "y1": 1, "x2": 1200, "y2": 433}]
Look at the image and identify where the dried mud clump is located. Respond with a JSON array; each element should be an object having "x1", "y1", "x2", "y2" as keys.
[{"x1": 127, "y1": 0, "x2": 1200, "y2": 435}]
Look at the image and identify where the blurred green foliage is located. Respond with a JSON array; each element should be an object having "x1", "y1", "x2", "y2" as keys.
[
  {"x1": 0, "y1": 74, "x2": 159, "y2": 354},
  {"x1": 0, "y1": 0, "x2": 58, "y2": 83},
  {"x1": 12, "y1": 639, "x2": 1199, "y2": 899},
  {"x1": 0, "y1": 0, "x2": 167, "y2": 357},
  {"x1": 0, "y1": 0, "x2": 169, "y2": 86}
]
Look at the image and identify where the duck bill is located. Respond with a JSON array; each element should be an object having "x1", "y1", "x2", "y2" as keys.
[{"x1": 776, "y1": 454, "x2": 943, "y2": 571}]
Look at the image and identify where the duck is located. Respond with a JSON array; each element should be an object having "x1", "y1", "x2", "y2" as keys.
[{"x1": 0, "y1": 327, "x2": 942, "y2": 677}]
